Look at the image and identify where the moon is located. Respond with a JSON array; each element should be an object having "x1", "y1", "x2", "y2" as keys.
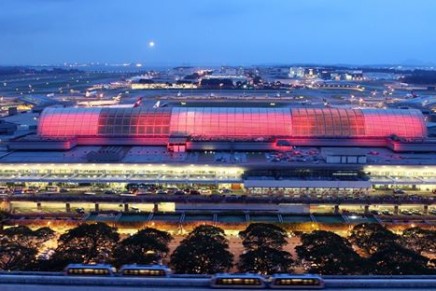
[{"x1": 148, "y1": 41, "x2": 155, "y2": 48}]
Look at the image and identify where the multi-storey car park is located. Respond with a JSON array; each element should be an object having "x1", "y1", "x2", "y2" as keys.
[{"x1": 1, "y1": 104, "x2": 436, "y2": 222}]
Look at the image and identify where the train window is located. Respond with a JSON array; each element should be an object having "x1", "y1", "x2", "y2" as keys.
[
  {"x1": 67, "y1": 268, "x2": 110, "y2": 276},
  {"x1": 215, "y1": 277, "x2": 262, "y2": 285},
  {"x1": 121, "y1": 268, "x2": 167, "y2": 277},
  {"x1": 271, "y1": 276, "x2": 323, "y2": 288}
]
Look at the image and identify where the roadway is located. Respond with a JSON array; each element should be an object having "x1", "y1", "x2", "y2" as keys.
[
  {"x1": 6, "y1": 192, "x2": 436, "y2": 206},
  {"x1": 2, "y1": 285, "x2": 435, "y2": 291},
  {"x1": 1, "y1": 275, "x2": 436, "y2": 290}
]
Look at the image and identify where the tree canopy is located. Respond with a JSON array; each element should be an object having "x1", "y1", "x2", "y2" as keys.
[
  {"x1": 238, "y1": 223, "x2": 293, "y2": 274},
  {"x1": 297, "y1": 230, "x2": 363, "y2": 275},
  {"x1": 367, "y1": 243, "x2": 433, "y2": 275},
  {"x1": 239, "y1": 247, "x2": 294, "y2": 274},
  {"x1": 0, "y1": 210, "x2": 10, "y2": 227},
  {"x1": 239, "y1": 223, "x2": 288, "y2": 251},
  {"x1": 170, "y1": 225, "x2": 233, "y2": 274},
  {"x1": 0, "y1": 226, "x2": 55, "y2": 270},
  {"x1": 401, "y1": 227, "x2": 436, "y2": 255},
  {"x1": 50, "y1": 222, "x2": 119, "y2": 268},
  {"x1": 112, "y1": 228, "x2": 172, "y2": 267},
  {"x1": 349, "y1": 223, "x2": 398, "y2": 255}
]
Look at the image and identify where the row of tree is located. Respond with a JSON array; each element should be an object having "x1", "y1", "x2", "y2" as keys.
[
  {"x1": 298, "y1": 226, "x2": 435, "y2": 275},
  {"x1": 0, "y1": 222, "x2": 435, "y2": 275}
]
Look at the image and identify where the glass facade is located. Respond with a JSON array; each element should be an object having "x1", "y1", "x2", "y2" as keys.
[
  {"x1": 170, "y1": 107, "x2": 292, "y2": 138},
  {"x1": 38, "y1": 107, "x2": 101, "y2": 137},
  {"x1": 291, "y1": 108, "x2": 366, "y2": 137},
  {"x1": 97, "y1": 107, "x2": 172, "y2": 137},
  {"x1": 362, "y1": 109, "x2": 426, "y2": 138},
  {"x1": 37, "y1": 107, "x2": 427, "y2": 139}
]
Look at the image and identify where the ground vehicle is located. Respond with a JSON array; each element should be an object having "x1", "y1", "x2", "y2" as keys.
[
  {"x1": 166, "y1": 187, "x2": 179, "y2": 194},
  {"x1": 393, "y1": 189, "x2": 406, "y2": 195},
  {"x1": 130, "y1": 207, "x2": 140, "y2": 212},
  {"x1": 13, "y1": 186, "x2": 26, "y2": 194},
  {"x1": 120, "y1": 192, "x2": 136, "y2": 197},
  {"x1": 199, "y1": 188, "x2": 212, "y2": 195},
  {"x1": 24, "y1": 189, "x2": 37, "y2": 194},
  {"x1": 63, "y1": 266, "x2": 325, "y2": 289},
  {"x1": 84, "y1": 191, "x2": 96, "y2": 195},
  {"x1": 75, "y1": 208, "x2": 85, "y2": 214},
  {"x1": 381, "y1": 210, "x2": 393, "y2": 215},
  {"x1": 64, "y1": 264, "x2": 116, "y2": 276},
  {"x1": 65, "y1": 264, "x2": 171, "y2": 277},
  {"x1": 210, "y1": 273, "x2": 266, "y2": 289},
  {"x1": 104, "y1": 190, "x2": 117, "y2": 195},
  {"x1": 46, "y1": 186, "x2": 60, "y2": 193},
  {"x1": 127, "y1": 183, "x2": 156, "y2": 192},
  {"x1": 119, "y1": 264, "x2": 171, "y2": 277},
  {"x1": 136, "y1": 191, "x2": 154, "y2": 195},
  {"x1": 269, "y1": 274, "x2": 324, "y2": 289},
  {"x1": 220, "y1": 188, "x2": 233, "y2": 195}
]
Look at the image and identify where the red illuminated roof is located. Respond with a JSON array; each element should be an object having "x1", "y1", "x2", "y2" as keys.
[{"x1": 37, "y1": 107, "x2": 427, "y2": 140}]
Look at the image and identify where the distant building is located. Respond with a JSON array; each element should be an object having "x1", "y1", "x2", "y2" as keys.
[
  {"x1": 342, "y1": 70, "x2": 364, "y2": 81},
  {"x1": 8, "y1": 107, "x2": 18, "y2": 116},
  {"x1": 320, "y1": 70, "x2": 332, "y2": 80},
  {"x1": 289, "y1": 67, "x2": 305, "y2": 78},
  {"x1": 0, "y1": 120, "x2": 17, "y2": 135}
]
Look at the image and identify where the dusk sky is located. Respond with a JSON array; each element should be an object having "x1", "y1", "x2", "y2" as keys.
[{"x1": 1, "y1": 0, "x2": 436, "y2": 66}]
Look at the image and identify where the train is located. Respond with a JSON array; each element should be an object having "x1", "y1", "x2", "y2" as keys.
[
  {"x1": 64, "y1": 264, "x2": 324, "y2": 289},
  {"x1": 65, "y1": 264, "x2": 171, "y2": 277},
  {"x1": 210, "y1": 273, "x2": 324, "y2": 289}
]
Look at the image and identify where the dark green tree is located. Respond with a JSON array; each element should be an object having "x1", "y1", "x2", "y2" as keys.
[
  {"x1": 239, "y1": 223, "x2": 288, "y2": 250},
  {"x1": 349, "y1": 223, "x2": 398, "y2": 255},
  {"x1": 50, "y1": 222, "x2": 119, "y2": 268},
  {"x1": 239, "y1": 247, "x2": 294, "y2": 274},
  {"x1": 238, "y1": 223, "x2": 293, "y2": 274},
  {"x1": 0, "y1": 241, "x2": 37, "y2": 270},
  {"x1": 112, "y1": 228, "x2": 172, "y2": 267},
  {"x1": 0, "y1": 225, "x2": 55, "y2": 249},
  {"x1": 170, "y1": 225, "x2": 233, "y2": 274},
  {"x1": 296, "y1": 230, "x2": 363, "y2": 275},
  {"x1": 0, "y1": 225, "x2": 55, "y2": 270},
  {"x1": 367, "y1": 244, "x2": 433, "y2": 275},
  {"x1": 0, "y1": 210, "x2": 10, "y2": 229},
  {"x1": 401, "y1": 227, "x2": 436, "y2": 255}
]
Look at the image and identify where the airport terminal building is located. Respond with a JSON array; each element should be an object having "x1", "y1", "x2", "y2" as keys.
[
  {"x1": 10, "y1": 106, "x2": 429, "y2": 152},
  {"x1": 1, "y1": 106, "x2": 436, "y2": 194}
]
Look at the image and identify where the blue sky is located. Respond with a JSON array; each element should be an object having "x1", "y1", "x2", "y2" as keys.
[{"x1": 1, "y1": 0, "x2": 436, "y2": 66}]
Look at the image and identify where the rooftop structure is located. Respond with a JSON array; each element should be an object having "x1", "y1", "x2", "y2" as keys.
[{"x1": 37, "y1": 107, "x2": 426, "y2": 142}]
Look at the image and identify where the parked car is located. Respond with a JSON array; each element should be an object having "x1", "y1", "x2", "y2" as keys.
[
  {"x1": 104, "y1": 190, "x2": 117, "y2": 195},
  {"x1": 75, "y1": 208, "x2": 85, "y2": 214}
]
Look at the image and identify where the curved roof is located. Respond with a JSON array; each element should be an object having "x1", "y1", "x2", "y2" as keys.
[
  {"x1": 290, "y1": 108, "x2": 426, "y2": 138},
  {"x1": 37, "y1": 107, "x2": 427, "y2": 139},
  {"x1": 169, "y1": 107, "x2": 292, "y2": 137}
]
